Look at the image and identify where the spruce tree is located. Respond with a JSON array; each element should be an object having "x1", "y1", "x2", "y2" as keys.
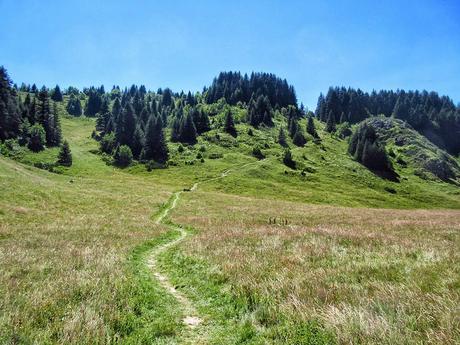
[
  {"x1": 66, "y1": 94, "x2": 82, "y2": 116},
  {"x1": 143, "y1": 115, "x2": 169, "y2": 163},
  {"x1": 57, "y1": 140, "x2": 72, "y2": 166},
  {"x1": 131, "y1": 124, "x2": 144, "y2": 159},
  {"x1": 306, "y1": 116, "x2": 318, "y2": 138},
  {"x1": 51, "y1": 85, "x2": 63, "y2": 102},
  {"x1": 224, "y1": 110, "x2": 237, "y2": 137},
  {"x1": 179, "y1": 112, "x2": 197, "y2": 144},
  {"x1": 115, "y1": 102, "x2": 136, "y2": 147},
  {"x1": 283, "y1": 149, "x2": 296, "y2": 169},
  {"x1": 0, "y1": 66, "x2": 21, "y2": 140},
  {"x1": 170, "y1": 117, "x2": 181, "y2": 142},
  {"x1": 278, "y1": 127, "x2": 288, "y2": 147},
  {"x1": 292, "y1": 130, "x2": 307, "y2": 147},
  {"x1": 325, "y1": 110, "x2": 336, "y2": 133}
]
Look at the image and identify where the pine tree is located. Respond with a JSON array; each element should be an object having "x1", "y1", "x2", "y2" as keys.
[
  {"x1": 283, "y1": 149, "x2": 296, "y2": 169},
  {"x1": 278, "y1": 127, "x2": 288, "y2": 147},
  {"x1": 84, "y1": 88, "x2": 102, "y2": 116},
  {"x1": 143, "y1": 115, "x2": 169, "y2": 163},
  {"x1": 224, "y1": 110, "x2": 237, "y2": 137},
  {"x1": 115, "y1": 102, "x2": 136, "y2": 147},
  {"x1": 325, "y1": 110, "x2": 336, "y2": 133},
  {"x1": 0, "y1": 66, "x2": 21, "y2": 140},
  {"x1": 170, "y1": 117, "x2": 181, "y2": 142},
  {"x1": 57, "y1": 140, "x2": 72, "y2": 166},
  {"x1": 51, "y1": 102, "x2": 62, "y2": 146},
  {"x1": 306, "y1": 116, "x2": 318, "y2": 138},
  {"x1": 179, "y1": 112, "x2": 197, "y2": 144},
  {"x1": 51, "y1": 85, "x2": 63, "y2": 102},
  {"x1": 292, "y1": 130, "x2": 307, "y2": 147},
  {"x1": 66, "y1": 94, "x2": 82, "y2": 116},
  {"x1": 130, "y1": 124, "x2": 144, "y2": 159}
]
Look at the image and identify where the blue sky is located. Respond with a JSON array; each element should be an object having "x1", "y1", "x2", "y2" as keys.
[{"x1": 1, "y1": 0, "x2": 459, "y2": 108}]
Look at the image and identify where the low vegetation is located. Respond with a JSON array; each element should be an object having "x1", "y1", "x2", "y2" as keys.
[{"x1": 1, "y1": 66, "x2": 459, "y2": 344}]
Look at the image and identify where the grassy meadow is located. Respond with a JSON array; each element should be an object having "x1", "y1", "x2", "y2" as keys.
[
  {"x1": 1, "y1": 114, "x2": 459, "y2": 344},
  {"x1": 167, "y1": 190, "x2": 460, "y2": 344}
]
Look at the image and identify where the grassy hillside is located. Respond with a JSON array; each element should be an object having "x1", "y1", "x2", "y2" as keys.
[{"x1": 1, "y1": 114, "x2": 459, "y2": 344}]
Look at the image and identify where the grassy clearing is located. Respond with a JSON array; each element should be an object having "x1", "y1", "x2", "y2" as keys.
[{"x1": 168, "y1": 190, "x2": 460, "y2": 344}]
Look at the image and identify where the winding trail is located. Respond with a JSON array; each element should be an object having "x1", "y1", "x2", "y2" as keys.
[{"x1": 145, "y1": 159, "x2": 267, "y2": 340}]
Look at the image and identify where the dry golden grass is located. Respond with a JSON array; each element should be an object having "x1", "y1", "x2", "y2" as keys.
[{"x1": 172, "y1": 190, "x2": 460, "y2": 344}]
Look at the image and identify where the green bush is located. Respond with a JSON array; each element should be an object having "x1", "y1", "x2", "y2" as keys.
[
  {"x1": 283, "y1": 149, "x2": 296, "y2": 169},
  {"x1": 252, "y1": 146, "x2": 265, "y2": 160},
  {"x1": 114, "y1": 145, "x2": 133, "y2": 168},
  {"x1": 100, "y1": 132, "x2": 116, "y2": 154}
]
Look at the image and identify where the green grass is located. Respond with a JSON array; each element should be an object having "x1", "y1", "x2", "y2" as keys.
[{"x1": 1, "y1": 112, "x2": 459, "y2": 344}]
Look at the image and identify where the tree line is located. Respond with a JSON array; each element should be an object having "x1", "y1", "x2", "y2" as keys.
[
  {"x1": 1, "y1": 67, "x2": 62, "y2": 152},
  {"x1": 205, "y1": 71, "x2": 298, "y2": 109},
  {"x1": 316, "y1": 87, "x2": 460, "y2": 154}
]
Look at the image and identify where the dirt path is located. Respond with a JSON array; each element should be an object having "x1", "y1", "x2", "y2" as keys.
[{"x1": 145, "y1": 159, "x2": 267, "y2": 341}]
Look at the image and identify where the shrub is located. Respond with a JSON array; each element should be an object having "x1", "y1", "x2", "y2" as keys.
[
  {"x1": 178, "y1": 144, "x2": 185, "y2": 153},
  {"x1": 100, "y1": 132, "x2": 116, "y2": 154},
  {"x1": 336, "y1": 122, "x2": 352, "y2": 138},
  {"x1": 283, "y1": 149, "x2": 296, "y2": 169},
  {"x1": 208, "y1": 152, "x2": 224, "y2": 159},
  {"x1": 114, "y1": 145, "x2": 133, "y2": 168},
  {"x1": 252, "y1": 146, "x2": 265, "y2": 160}
]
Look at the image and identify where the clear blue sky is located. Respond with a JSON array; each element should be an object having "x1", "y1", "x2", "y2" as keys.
[{"x1": 1, "y1": 0, "x2": 459, "y2": 108}]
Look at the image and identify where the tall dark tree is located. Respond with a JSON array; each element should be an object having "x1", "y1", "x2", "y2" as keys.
[
  {"x1": 84, "y1": 88, "x2": 102, "y2": 116},
  {"x1": 51, "y1": 85, "x2": 63, "y2": 102},
  {"x1": 143, "y1": 115, "x2": 169, "y2": 163},
  {"x1": 57, "y1": 140, "x2": 72, "y2": 166},
  {"x1": 0, "y1": 66, "x2": 21, "y2": 140},
  {"x1": 283, "y1": 149, "x2": 296, "y2": 169},
  {"x1": 278, "y1": 127, "x2": 288, "y2": 147},
  {"x1": 115, "y1": 102, "x2": 136, "y2": 147},
  {"x1": 292, "y1": 130, "x2": 307, "y2": 147},
  {"x1": 131, "y1": 124, "x2": 144, "y2": 159},
  {"x1": 179, "y1": 112, "x2": 197, "y2": 144},
  {"x1": 191, "y1": 108, "x2": 210, "y2": 134},
  {"x1": 36, "y1": 87, "x2": 61, "y2": 146},
  {"x1": 306, "y1": 116, "x2": 318, "y2": 138},
  {"x1": 348, "y1": 123, "x2": 393, "y2": 172},
  {"x1": 66, "y1": 94, "x2": 82, "y2": 116},
  {"x1": 224, "y1": 110, "x2": 237, "y2": 137},
  {"x1": 170, "y1": 116, "x2": 181, "y2": 142},
  {"x1": 248, "y1": 95, "x2": 272, "y2": 127},
  {"x1": 325, "y1": 110, "x2": 336, "y2": 133}
]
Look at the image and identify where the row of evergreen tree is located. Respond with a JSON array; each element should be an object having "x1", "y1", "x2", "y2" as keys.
[
  {"x1": 316, "y1": 87, "x2": 460, "y2": 154},
  {"x1": 205, "y1": 71, "x2": 298, "y2": 108},
  {"x1": 0, "y1": 67, "x2": 62, "y2": 151}
]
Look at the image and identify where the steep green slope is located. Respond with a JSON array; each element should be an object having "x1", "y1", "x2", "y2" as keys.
[
  {"x1": 8, "y1": 113, "x2": 460, "y2": 209},
  {"x1": 363, "y1": 116, "x2": 460, "y2": 183}
]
